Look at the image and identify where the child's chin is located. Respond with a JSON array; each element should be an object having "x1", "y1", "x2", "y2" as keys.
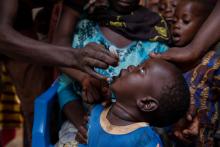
[{"x1": 174, "y1": 41, "x2": 185, "y2": 47}]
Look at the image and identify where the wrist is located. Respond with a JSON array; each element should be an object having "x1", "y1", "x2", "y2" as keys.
[
  {"x1": 186, "y1": 43, "x2": 202, "y2": 60},
  {"x1": 189, "y1": 40, "x2": 208, "y2": 58},
  {"x1": 79, "y1": 74, "x2": 90, "y2": 84}
]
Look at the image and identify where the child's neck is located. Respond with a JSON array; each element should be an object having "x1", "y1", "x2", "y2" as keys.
[
  {"x1": 100, "y1": 27, "x2": 133, "y2": 48},
  {"x1": 106, "y1": 102, "x2": 142, "y2": 126}
]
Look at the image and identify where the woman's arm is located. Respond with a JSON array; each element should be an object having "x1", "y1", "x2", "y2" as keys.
[
  {"x1": 0, "y1": 0, "x2": 117, "y2": 79},
  {"x1": 0, "y1": 0, "x2": 78, "y2": 67},
  {"x1": 150, "y1": 0, "x2": 220, "y2": 69}
]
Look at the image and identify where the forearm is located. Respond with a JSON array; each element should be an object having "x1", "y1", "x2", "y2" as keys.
[
  {"x1": 190, "y1": 0, "x2": 220, "y2": 57},
  {"x1": 63, "y1": 99, "x2": 86, "y2": 129},
  {"x1": 0, "y1": 25, "x2": 78, "y2": 67},
  {"x1": 0, "y1": 0, "x2": 79, "y2": 67},
  {"x1": 53, "y1": 5, "x2": 90, "y2": 82}
]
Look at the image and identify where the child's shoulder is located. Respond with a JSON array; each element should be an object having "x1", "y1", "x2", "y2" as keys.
[{"x1": 135, "y1": 126, "x2": 163, "y2": 147}]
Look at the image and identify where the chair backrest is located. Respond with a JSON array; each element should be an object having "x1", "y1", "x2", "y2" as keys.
[{"x1": 32, "y1": 81, "x2": 60, "y2": 147}]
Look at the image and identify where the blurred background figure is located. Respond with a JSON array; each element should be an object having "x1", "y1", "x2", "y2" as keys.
[
  {"x1": 158, "y1": 0, "x2": 180, "y2": 26},
  {"x1": 0, "y1": 62, "x2": 23, "y2": 147},
  {"x1": 140, "y1": 0, "x2": 160, "y2": 13}
]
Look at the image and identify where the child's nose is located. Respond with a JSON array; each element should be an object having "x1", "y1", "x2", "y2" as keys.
[{"x1": 173, "y1": 22, "x2": 180, "y2": 29}]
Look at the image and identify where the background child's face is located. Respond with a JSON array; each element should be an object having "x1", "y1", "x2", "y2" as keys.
[
  {"x1": 111, "y1": 59, "x2": 175, "y2": 100},
  {"x1": 159, "y1": 0, "x2": 179, "y2": 24},
  {"x1": 146, "y1": 0, "x2": 160, "y2": 13},
  {"x1": 172, "y1": 1, "x2": 204, "y2": 47},
  {"x1": 109, "y1": 0, "x2": 140, "y2": 14}
]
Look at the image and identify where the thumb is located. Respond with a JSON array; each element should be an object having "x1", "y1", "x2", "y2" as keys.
[{"x1": 150, "y1": 52, "x2": 172, "y2": 61}]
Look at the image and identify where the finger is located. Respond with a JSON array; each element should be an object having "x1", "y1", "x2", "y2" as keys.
[
  {"x1": 174, "y1": 131, "x2": 191, "y2": 143},
  {"x1": 82, "y1": 90, "x2": 89, "y2": 103},
  {"x1": 75, "y1": 132, "x2": 87, "y2": 144},
  {"x1": 84, "y1": 67, "x2": 107, "y2": 80},
  {"x1": 150, "y1": 52, "x2": 174, "y2": 61},
  {"x1": 89, "y1": 88, "x2": 100, "y2": 102},
  {"x1": 88, "y1": 44, "x2": 119, "y2": 66},
  {"x1": 79, "y1": 126, "x2": 88, "y2": 139},
  {"x1": 149, "y1": 52, "x2": 162, "y2": 58},
  {"x1": 90, "y1": 43, "x2": 119, "y2": 59},
  {"x1": 85, "y1": 58, "x2": 108, "y2": 69},
  {"x1": 183, "y1": 128, "x2": 198, "y2": 136}
]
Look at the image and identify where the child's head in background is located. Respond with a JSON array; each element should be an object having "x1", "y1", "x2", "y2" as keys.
[
  {"x1": 158, "y1": 0, "x2": 180, "y2": 24},
  {"x1": 172, "y1": 0, "x2": 214, "y2": 47}
]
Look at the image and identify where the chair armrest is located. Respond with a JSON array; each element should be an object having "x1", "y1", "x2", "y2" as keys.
[{"x1": 32, "y1": 81, "x2": 60, "y2": 147}]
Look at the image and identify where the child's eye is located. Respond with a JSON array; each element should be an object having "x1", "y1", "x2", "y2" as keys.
[
  {"x1": 183, "y1": 19, "x2": 190, "y2": 24},
  {"x1": 139, "y1": 68, "x2": 145, "y2": 75},
  {"x1": 172, "y1": 1, "x2": 178, "y2": 7},
  {"x1": 173, "y1": 17, "x2": 177, "y2": 23},
  {"x1": 159, "y1": 4, "x2": 165, "y2": 11}
]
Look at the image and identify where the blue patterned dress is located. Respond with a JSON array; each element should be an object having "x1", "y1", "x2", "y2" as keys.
[{"x1": 57, "y1": 19, "x2": 168, "y2": 108}]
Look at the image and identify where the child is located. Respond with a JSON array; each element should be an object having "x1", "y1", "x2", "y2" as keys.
[
  {"x1": 158, "y1": 0, "x2": 180, "y2": 26},
  {"x1": 171, "y1": 0, "x2": 218, "y2": 146},
  {"x1": 57, "y1": 59, "x2": 190, "y2": 147},
  {"x1": 57, "y1": 0, "x2": 171, "y2": 133}
]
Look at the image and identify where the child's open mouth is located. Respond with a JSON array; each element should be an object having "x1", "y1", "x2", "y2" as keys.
[{"x1": 172, "y1": 32, "x2": 181, "y2": 43}]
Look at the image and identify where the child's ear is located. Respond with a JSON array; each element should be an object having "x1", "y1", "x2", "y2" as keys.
[{"x1": 137, "y1": 96, "x2": 159, "y2": 112}]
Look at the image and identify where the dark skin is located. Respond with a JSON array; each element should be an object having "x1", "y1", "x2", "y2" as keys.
[
  {"x1": 109, "y1": 59, "x2": 179, "y2": 125},
  {"x1": 0, "y1": 0, "x2": 117, "y2": 78},
  {"x1": 170, "y1": 1, "x2": 214, "y2": 143},
  {"x1": 145, "y1": 0, "x2": 160, "y2": 13},
  {"x1": 55, "y1": 0, "x2": 142, "y2": 143},
  {"x1": 158, "y1": 0, "x2": 180, "y2": 25},
  {"x1": 172, "y1": 1, "x2": 209, "y2": 47},
  {"x1": 151, "y1": 0, "x2": 220, "y2": 71},
  {"x1": 76, "y1": 58, "x2": 180, "y2": 143}
]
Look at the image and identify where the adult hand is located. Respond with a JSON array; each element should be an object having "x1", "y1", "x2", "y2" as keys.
[
  {"x1": 150, "y1": 44, "x2": 200, "y2": 71},
  {"x1": 172, "y1": 103, "x2": 198, "y2": 142},
  {"x1": 76, "y1": 43, "x2": 118, "y2": 80},
  {"x1": 81, "y1": 75, "x2": 103, "y2": 104},
  {"x1": 173, "y1": 115, "x2": 199, "y2": 144},
  {"x1": 81, "y1": 75, "x2": 110, "y2": 104}
]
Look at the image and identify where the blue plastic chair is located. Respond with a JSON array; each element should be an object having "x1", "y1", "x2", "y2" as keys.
[{"x1": 32, "y1": 81, "x2": 60, "y2": 147}]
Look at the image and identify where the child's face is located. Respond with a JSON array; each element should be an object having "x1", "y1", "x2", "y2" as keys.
[
  {"x1": 146, "y1": 0, "x2": 160, "y2": 13},
  {"x1": 159, "y1": 0, "x2": 179, "y2": 23},
  {"x1": 109, "y1": 0, "x2": 140, "y2": 14},
  {"x1": 111, "y1": 59, "x2": 175, "y2": 100},
  {"x1": 172, "y1": 1, "x2": 204, "y2": 47}
]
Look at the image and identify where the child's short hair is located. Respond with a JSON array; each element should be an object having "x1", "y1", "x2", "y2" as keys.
[
  {"x1": 150, "y1": 67, "x2": 190, "y2": 127},
  {"x1": 184, "y1": 0, "x2": 214, "y2": 18}
]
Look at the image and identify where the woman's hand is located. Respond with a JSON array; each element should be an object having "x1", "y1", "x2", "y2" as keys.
[
  {"x1": 76, "y1": 43, "x2": 118, "y2": 79},
  {"x1": 150, "y1": 44, "x2": 200, "y2": 71},
  {"x1": 173, "y1": 115, "x2": 199, "y2": 144},
  {"x1": 81, "y1": 75, "x2": 108, "y2": 104}
]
